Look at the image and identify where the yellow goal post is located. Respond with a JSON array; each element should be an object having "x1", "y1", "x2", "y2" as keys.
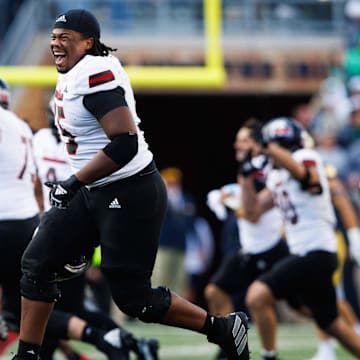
[{"x1": 0, "y1": 0, "x2": 226, "y2": 89}]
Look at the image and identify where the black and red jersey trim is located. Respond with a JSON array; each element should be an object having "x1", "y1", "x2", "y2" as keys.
[{"x1": 89, "y1": 70, "x2": 115, "y2": 88}]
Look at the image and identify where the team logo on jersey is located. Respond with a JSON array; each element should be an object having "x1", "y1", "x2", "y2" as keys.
[
  {"x1": 89, "y1": 70, "x2": 115, "y2": 88},
  {"x1": 109, "y1": 197, "x2": 121, "y2": 209}
]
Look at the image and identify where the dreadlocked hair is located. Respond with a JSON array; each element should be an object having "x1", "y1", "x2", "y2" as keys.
[{"x1": 85, "y1": 36, "x2": 117, "y2": 56}]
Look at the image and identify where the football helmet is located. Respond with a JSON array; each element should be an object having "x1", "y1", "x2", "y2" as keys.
[
  {"x1": 0, "y1": 79, "x2": 10, "y2": 109},
  {"x1": 261, "y1": 117, "x2": 304, "y2": 152}
]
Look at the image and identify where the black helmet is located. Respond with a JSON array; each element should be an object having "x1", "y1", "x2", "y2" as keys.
[
  {"x1": 0, "y1": 79, "x2": 10, "y2": 109},
  {"x1": 261, "y1": 117, "x2": 304, "y2": 152}
]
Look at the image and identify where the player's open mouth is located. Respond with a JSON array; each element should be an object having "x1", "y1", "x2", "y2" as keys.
[{"x1": 54, "y1": 52, "x2": 66, "y2": 67}]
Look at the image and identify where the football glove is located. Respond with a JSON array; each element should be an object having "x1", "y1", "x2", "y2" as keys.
[
  {"x1": 45, "y1": 175, "x2": 84, "y2": 209},
  {"x1": 237, "y1": 150, "x2": 267, "y2": 177}
]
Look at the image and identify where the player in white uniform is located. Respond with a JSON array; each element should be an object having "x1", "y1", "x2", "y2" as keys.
[
  {"x1": 205, "y1": 119, "x2": 288, "y2": 360},
  {"x1": 0, "y1": 79, "x2": 40, "y2": 337},
  {"x1": 239, "y1": 117, "x2": 360, "y2": 360},
  {"x1": 12, "y1": 9, "x2": 249, "y2": 360},
  {"x1": 33, "y1": 106, "x2": 162, "y2": 360},
  {"x1": 33, "y1": 110, "x2": 71, "y2": 212}
]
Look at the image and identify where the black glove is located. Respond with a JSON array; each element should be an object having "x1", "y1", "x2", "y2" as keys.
[
  {"x1": 45, "y1": 175, "x2": 84, "y2": 209},
  {"x1": 237, "y1": 150, "x2": 268, "y2": 177},
  {"x1": 251, "y1": 126, "x2": 266, "y2": 146}
]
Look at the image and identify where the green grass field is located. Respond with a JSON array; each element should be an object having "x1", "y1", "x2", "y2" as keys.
[{"x1": 1, "y1": 321, "x2": 356, "y2": 359}]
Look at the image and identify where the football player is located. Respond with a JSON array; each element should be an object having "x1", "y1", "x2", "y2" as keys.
[
  {"x1": 205, "y1": 118, "x2": 288, "y2": 360},
  {"x1": 32, "y1": 103, "x2": 160, "y2": 360},
  {"x1": 12, "y1": 9, "x2": 249, "y2": 360},
  {"x1": 239, "y1": 117, "x2": 360, "y2": 359},
  {"x1": 0, "y1": 78, "x2": 40, "y2": 340}
]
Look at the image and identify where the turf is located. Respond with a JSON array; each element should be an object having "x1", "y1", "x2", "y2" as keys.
[{"x1": 1, "y1": 321, "x2": 356, "y2": 359}]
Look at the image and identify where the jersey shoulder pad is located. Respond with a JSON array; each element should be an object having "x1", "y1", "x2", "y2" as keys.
[{"x1": 73, "y1": 55, "x2": 122, "y2": 95}]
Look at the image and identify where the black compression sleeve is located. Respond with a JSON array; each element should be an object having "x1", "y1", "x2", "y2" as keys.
[
  {"x1": 103, "y1": 132, "x2": 138, "y2": 167},
  {"x1": 83, "y1": 86, "x2": 128, "y2": 121}
]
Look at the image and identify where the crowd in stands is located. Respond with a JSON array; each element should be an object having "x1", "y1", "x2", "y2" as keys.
[{"x1": 0, "y1": 0, "x2": 24, "y2": 44}]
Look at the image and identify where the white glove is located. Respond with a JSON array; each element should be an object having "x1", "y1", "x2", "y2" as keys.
[
  {"x1": 206, "y1": 189, "x2": 227, "y2": 221},
  {"x1": 347, "y1": 227, "x2": 360, "y2": 266},
  {"x1": 221, "y1": 183, "x2": 242, "y2": 210}
]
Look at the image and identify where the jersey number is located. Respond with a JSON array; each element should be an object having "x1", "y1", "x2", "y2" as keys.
[
  {"x1": 18, "y1": 136, "x2": 30, "y2": 180},
  {"x1": 275, "y1": 190, "x2": 298, "y2": 225},
  {"x1": 54, "y1": 103, "x2": 78, "y2": 155}
]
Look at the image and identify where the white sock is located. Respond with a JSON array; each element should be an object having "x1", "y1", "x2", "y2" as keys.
[
  {"x1": 317, "y1": 339, "x2": 335, "y2": 351},
  {"x1": 354, "y1": 323, "x2": 360, "y2": 335},
  {"x1": 261, "y1": 349, "x2": 276, "y2": 357},
  {"x1": 312, "y1": 339, "x2": 336, "y2": 360}
]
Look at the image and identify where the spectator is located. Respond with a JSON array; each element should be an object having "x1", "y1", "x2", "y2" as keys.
[
  {"x1": 152, "y1": 167, "x2": 197, "y2": 297},
  {"x1": 184, "y1": 216, "x2": 215, "y2": 306},
  {"x1": 345, "y1": 0, "x2": 360, "y2": 48},
  {"x1": 312, "y1": 119, "x2": 351, "y2": 181}
]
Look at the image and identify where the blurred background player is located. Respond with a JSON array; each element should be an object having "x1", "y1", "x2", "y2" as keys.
[
  {"x1": 0, "y1": 78, "x2": 40, "y2": 339},
  {"x1": 242, "y1": 117, "x2": 360, "y2": 360},
  {"x1": 204, "y1": 119, "x2": 288, "y2": 360},
  {"x1": 307, "y1": 163, "x2": 360, "y2": 360}
]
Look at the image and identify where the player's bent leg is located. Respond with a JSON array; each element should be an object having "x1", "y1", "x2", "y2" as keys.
[
  {"x1": 105, "y1": 271, "x2": 249, "y2": 360},
  {"x1": 325, "y1": 316, "x2": 360, "y2": 357},
  {"x1": 204, "y1": 283, "x2": 235, "y2": 316},
  {"x1": 246, "y1": 280, "x2": 277, "y2": 355}
]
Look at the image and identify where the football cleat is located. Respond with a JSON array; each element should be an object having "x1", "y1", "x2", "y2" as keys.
[
  {"x1": 133, "y1": 338, "x2": 159, "y2": 360},
  {"x1": 215, "y1": 347, "x2": 229, "y2": 359},
  {"x1": 207, "y1": 312, "x2": 250, "y2": 360},
  {"x1": 96, "y1": 328, "x2": 132, "y2": 360}
]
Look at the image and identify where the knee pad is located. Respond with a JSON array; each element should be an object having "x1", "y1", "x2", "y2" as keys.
[
  {"x1": 107, "y1": 270, "x2": 171, "y2": 323},
  {"x1": 137, "y1": 286, "x2": 171, "y2": 323},
  {"x1": 20, "y1": 274, "x2": 60, "y2": 303}
]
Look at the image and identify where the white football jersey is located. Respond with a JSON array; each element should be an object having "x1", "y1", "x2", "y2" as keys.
[
  {"x1": 0, "y1": 107, "x2": 39, "y2": 219},
  {"x1": 267, "y1": 148, "x2": 337, "y2": 255},
  {"x1": 53, "y1": 54, "x2": 153, "y2": 187},
  {"x1": 33, "y1": 129, "x2": 72, "y2": 211}
]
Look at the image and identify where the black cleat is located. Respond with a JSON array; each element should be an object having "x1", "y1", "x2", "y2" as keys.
[
  {"x1": 207, "y1": 312, "x2": 250, "y2": 360},
  {"x1": 215, "y1": 347, "x2": 228, "y2": 359},
  {"x1": 96, "y1": 328, "x2": 131, "y2": 360},
  {"x1": 133, "y1": 338, "x2": 159, "y2": 360}
]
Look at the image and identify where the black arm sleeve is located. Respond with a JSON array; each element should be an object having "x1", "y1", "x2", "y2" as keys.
[{"x1": 83, "y1": 86, "x2": 128, "y2": 121}]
